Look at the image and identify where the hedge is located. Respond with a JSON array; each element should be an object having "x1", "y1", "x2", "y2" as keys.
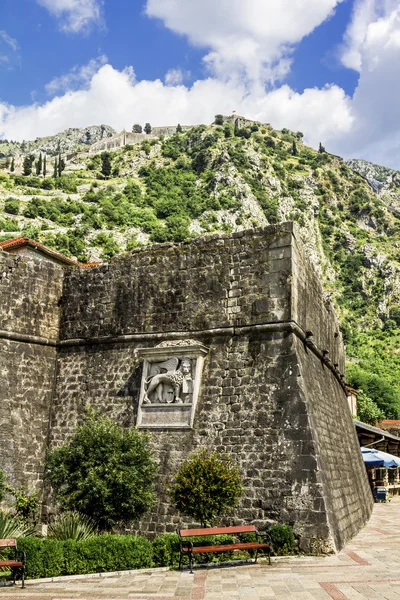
[
  {"x1": 17, "y1": 535, "x2": 153, "y2": 579},
  {"x1": 15, "y1": 524, "x2": 295, "y2": 579}
]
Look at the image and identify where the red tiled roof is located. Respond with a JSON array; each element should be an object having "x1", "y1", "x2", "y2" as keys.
[
  {"x1": 381, "y1": 420, "x2": 400, "y2": 425},
  {"x1": 0, "y1": 237, "x2": 100, "y2": 268}
]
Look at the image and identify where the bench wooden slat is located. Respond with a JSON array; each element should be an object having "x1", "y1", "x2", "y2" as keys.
[
  {"x1": 0, "y1": 560, "x2": 23, "y2": 568},
  {"x1": 179, "y1": 525, "x2": 257, "y2": 537},
  {"x1": 182, "y1": 542, "x2": 270, "y2": 554},
  {"x1": 0, "y1": 539, "x2": 17, "y2": 548}
]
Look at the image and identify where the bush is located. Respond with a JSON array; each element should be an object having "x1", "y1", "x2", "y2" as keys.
[
  {"x1": 152, "y1": 533, "x2": 180, "y2": 567},
  {"x1": 17, "y1": 535, "x2": 153, "y2": 579},
  {"x1": 0, "y1": 511, "x2": 35, "y2": 539},
  {"x1": 4, "y1": 197, "x2": 19, "y2": 215},
  {"x1": 152, "y1": 533, "x2": 238, "y2": 567},
  {"x1": 41, "y1": 178, "x2": 55, "y2": 190},
  {"x1": 48, "y1": 512, "x2": 97, "y2": 541},
  {"x1": 45, "y1": 408, "x2": 157, "y2": 530},
  {"x1": 269, "y1": 525, "x2": 296, "y2": 555},
  {"x1": 170, "y1": 449, "x2": 243, "y2": 526}
]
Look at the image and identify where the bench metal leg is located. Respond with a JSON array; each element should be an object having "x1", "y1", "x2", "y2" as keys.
[
  {"x1": 21, "y1": 565, "x2": 25, "y2": 589},
  {"x1": 254, "y1": 547, "x2": 259, "y2": 564},
  {"x1": 189, "y1": 550, "x2": 194, "y2": 574}
]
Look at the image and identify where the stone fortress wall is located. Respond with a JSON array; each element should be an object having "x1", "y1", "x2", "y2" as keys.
[
  {"x1": 0, "y1": 223, "x2": 373, "y2": 552},
  {"x1": 89, "y1": 126, "x2": 193, "y2": 155}
]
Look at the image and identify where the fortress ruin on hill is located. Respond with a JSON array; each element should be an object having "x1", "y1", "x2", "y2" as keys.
[
  {"x1": 88, "y1": 116, "x2": 259, "y2": 155},
  {"x1": 0, "y1": 223, "x2": 373, "y2": 552}
]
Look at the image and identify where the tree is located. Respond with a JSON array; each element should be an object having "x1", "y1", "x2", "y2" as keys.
[
  {"x1": 292, "y1": 140, "x2": 298, "y2": 156},
  {"x1": 101, "y1": 152, "x2": 112, "y2": 178},
  {"x1": 176, "y1": 124, "x2": 183, "y2": 133},
  {"x1": 214, "y1": 114, "x2": 224, "y2": 125},
  {"x1": 10, "y1": 157, "x2": 15, "y2": 172},
  {"x1": 144, "y1": 123, "x2": 152, "y2": 135},
  {"x1": 36, "y1": 153, "x2": 42, "y2": 176},
  {"x1": 169, "y1": 449, "x2": 243, "y2": 526},
  {"x1": 58, "y1": 154, "x2": 65, "y2": 177},
  {"x1": 319, "y1": 142, "x2": 326, "y2": 153},
  {"x1": 43, "y1": 155, "x2": 47, "y2": 177},
  {"x1": 45, "y1": 408, "x2": 157, "y2": 530},
  {"x1": 53, "y1": 157, "x2": 58, "y2": 178},
  {"x1": 22, "y1": 155, "x2": 34, "y2": 176},
  {"x1": 356, "y1": 390, "x2": 386, "y2": 425},
  {"x1": 132, "y1": 124, "x2": 143, "y2": 134}
]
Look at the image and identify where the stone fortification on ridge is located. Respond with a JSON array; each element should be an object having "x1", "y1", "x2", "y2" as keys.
[{"x1": 0, "y1": 223, "x2": 373, "y2": 553}]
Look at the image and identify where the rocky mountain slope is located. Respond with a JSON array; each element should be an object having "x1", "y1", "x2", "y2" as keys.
[
  {"x1": 0, "y1": 124, "x2": 116, "y2": 158},
  {"x1": 0, "y1": 120, "x2": 399, "y2": 419}
]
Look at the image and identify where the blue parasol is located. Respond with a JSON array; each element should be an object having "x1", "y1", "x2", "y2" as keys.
[{"x1": 361, "y1": 447, "x2": 400, "y2": 468}]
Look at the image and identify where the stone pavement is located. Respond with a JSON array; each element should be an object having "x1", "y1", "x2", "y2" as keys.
[{"x1": 3, "y1": 498, "x2": 400, "y2": 600}]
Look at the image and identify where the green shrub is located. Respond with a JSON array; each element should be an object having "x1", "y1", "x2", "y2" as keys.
[
  {"x1": 0, "y1": 511, "x2": 35, "y2": 540},
  {"x1": 48, "y1": 512, "x2": 97, "y2": 541},
  {"x1": 17, "y1": 538, "x2": 64, "y2": 579},
  {"x1": 0, "y1": 217, "x2": 18, "y2": 232},
  {"x1": 4, "y1": 197, "x2": 19, "y2": 215},
  {"x1": 17, "y1": 535, "x2": 153, "y2": 579},
  {"x1": 152, "y1": 533, "x2": 238, "y2": 567},
  {"x1": 170, "y1": 449, "x2": 243, "y2": 526},
  {"x1": 152, "y1": 533, "x2": 180, "y2": 567},
  {"x1": 45, "y1": 408, "x2": 157, "y2": 530},
  {"x1": 41, "y1": 178, "x2": 55, "y2": 190},
  {"x1": 269, "y1": 525, "x2": 295, "y2": 555}
]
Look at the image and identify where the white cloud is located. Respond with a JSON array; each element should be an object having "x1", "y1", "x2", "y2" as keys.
[
  {"x1": 36, "y1": 0, "x2": 103, "y2": 34},
  {"x1": 0, "y1": 30, "x2": 19, "y2": 69},
  {"x1": 45, "y1": 55, "x2": 108, "y2": 95},
  {"x1": 0, "y1": 63, "x2": 353, "y2": 151},
  {"x1": 0, "y1": 31, "x2": 18, "y2": 52},
  {"x1": 165, "y1": 68, "x2": 190, "y2": 86},
  {"x1": 1, "y1": 0, "x2": 400, "y2": 169},
  {"x1": 328, "y1": 1, "x2": 400, "y2": 167},
  {"x1": 340, "y1": 0, "x2": 399, "y2": 70},
  {"x1": 146, "y1": 0, "x2": 344, "y2": 81}
]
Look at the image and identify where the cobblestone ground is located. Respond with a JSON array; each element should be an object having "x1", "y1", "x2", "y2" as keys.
[{"x1": 3, "y1": 498, "x2": 400, "y2": 600}]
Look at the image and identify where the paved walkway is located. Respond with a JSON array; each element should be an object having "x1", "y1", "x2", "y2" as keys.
[{"x1": 3, "y1": 498, "x2": 400, "y2": 600}]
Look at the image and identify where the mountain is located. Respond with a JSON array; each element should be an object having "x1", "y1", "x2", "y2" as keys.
[
  {"x1": 0, "y1": 125, "x2": 116, "y2": 158},
  {"x1": 0, "y1": 119, "x2": 400, "y2": 420}
]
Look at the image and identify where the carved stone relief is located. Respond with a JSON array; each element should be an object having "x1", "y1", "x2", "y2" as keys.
[{"x1": 135, "y1": 340, "x2": 208, "y2": 428}]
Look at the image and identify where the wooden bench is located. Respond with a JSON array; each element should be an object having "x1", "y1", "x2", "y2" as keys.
[
  {"x1": 0, "y1": 539, "x2": 26, "y2": 588},
  {"x1": 177, "y1": 525, "x2": 271, "y2": 572}
]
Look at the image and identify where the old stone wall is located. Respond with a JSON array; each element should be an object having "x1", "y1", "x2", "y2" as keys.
[
  {"x1": 49, "y1": 223, "x2": 373, "y2": 551},
  {"x1": 0, "y1": 225, "x2": 373, "y2": 550},
  {"x1": 0, "y1": 250, "x2": 64, "y2": 492}
]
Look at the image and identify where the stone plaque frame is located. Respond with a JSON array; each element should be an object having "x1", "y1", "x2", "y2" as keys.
[{"x1": 135, "y1": 341, "x2": 209, "y2": 429}]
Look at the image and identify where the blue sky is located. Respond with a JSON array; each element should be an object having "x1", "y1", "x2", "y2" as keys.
[{"x1": 1, "y1": 0, "x2": 400, "y2": 167}]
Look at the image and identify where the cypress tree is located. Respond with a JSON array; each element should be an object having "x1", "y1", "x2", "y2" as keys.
[
  {"x1": 36, "y1": 153, "x2": 42, "y2": 176},
  {"x1": 23, "y1": 155, "x2": 34, "y2": 176},
  {"x1": 58, "y1": 154, "x2": 65, "y2": 177},
  {"x1": 10, "y1": 157, "x2": 15, "y2": 172},
  {"x1": 53, "y1": 157, "x2": 58, "y2": 178},
  {"x1": 101, "y1": 152, "x2": 112, "y2": 178},
  {"x1": 292, "y1": 140, "x2": 298, "y2": 156},
  {"x1": 43, "y1": 155, "x2": 47, "y2": 177},
  {"x1": 176, "y1": 124, "x2": 183, "y2": 133}
]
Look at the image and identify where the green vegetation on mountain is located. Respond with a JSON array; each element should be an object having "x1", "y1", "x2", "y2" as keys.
[{"x1": 1, "y1": 120, "x2": 400, "y2": 419}]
